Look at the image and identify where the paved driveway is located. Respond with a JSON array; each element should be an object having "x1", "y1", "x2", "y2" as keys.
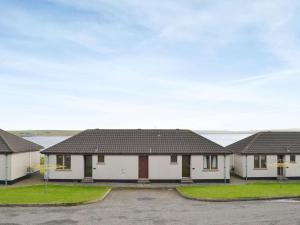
[{"x1": 1, "y1": 189, "x2": 300, "y2": 225}]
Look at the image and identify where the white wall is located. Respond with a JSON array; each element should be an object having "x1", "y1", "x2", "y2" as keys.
[
  {"x1": 0, "y1": 154, "x2": 7, "y2": 180},
  {"x1": 191, "y1": 155, "x2": 230, "y2": 180},
  {"x1": 234, "y1": 154, "x2": 300, "y2": 178},
  {"x1": 10, "y1": 151, "x2": 40, "y2": 180},
  {"x1": 246, "y1": 155, "x2": 277, "y2": 178},
  {"x1": 45, "y1": 154, "x2": 232, "y2": 181},
  {"x1": 234, "y1": 154, "x2": 245, "y2": 177},
  {"x1": 230, "y1": 154, "x2": 234, "y2": 169},
  {"x1": 149, "y1": 155, "x2": 182, "y2": 180},
  {"x1": 283, "y1": 155, "x2": 300, "y2": 177},
  {"x1": 92, "y1": 155, "x2": 138, "y2": 180},
  {"x1": 46, "y1": 155, "x2": 84, "y2": 180}
]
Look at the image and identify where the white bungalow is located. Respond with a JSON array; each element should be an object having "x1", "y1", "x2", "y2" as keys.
[
  {"x1": 42, "y1": 129, "x2": 231, "y2": 183},
  {"x1": 0, "y1": 129, "x2": 43, "y2": 184},
  {"x1": 227, "y1": 132, "x2": 300, "y2": 179}
]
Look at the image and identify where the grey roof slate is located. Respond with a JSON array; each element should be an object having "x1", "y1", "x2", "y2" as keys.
[
  {"x1": 42, "y1": 129, "x2": 230, "y2": 155},
  {"x1": 0, "y1": 129, "x2": 43, "y2": 153},
  {"x1": 226, "y1": 132, "x2": 300, "y2": 154}
]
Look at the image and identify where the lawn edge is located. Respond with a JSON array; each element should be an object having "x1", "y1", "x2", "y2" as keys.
[
  {"x1": 0, "y1": 187, "x2": 112, "y2": 207},
  {"x1": 175, "y1": 187, "x2": 300, "y2": 202}
]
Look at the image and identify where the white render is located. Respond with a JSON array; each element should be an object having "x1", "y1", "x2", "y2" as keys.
[
  {"x1": 93, "y1": 155, "x2": 138, "y2": 180},
  {"x1": 0, "y1": 154, "x2": 7, "y2": 181},
  {"x1": 45, "y1": 154, "x2": 84, "y2": 180},
  {"x1": 46, "y1": 154, "x2": 231, "y2": 181},
  {"x1": 191, "y1": 155, "x2": 230, "y2": 180},
  {"x1": 233, "y1": 154, "x2": 300, "y2": 178},
  {"x1": 149, "y1": 155, "x2": 182, "y2": 180},
  {"x1": 0, "y1": 151, "x2": 40, "y2": 182}
]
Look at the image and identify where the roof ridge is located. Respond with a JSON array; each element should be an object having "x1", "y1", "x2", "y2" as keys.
[{"x1": 241, "y1": 132, "x2": 263, "y2": 153}]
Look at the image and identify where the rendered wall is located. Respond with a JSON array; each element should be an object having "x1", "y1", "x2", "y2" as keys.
[
  {"x1": 0, "y1": 154, "x2": 7, "y2": 180},
  {"x1": 233, "y1": 154, "x2": 245, "y2": 177},
  {"x1": 92, "y1": 155, "x2": 139, "y2": 180},
  {"x1": 191, "y1": 155, "x2": 230, "y2": 180},
  {"x1": 46, "y1": 155, "x2": 84, "y2": 180},
  {"x1": 148, "y1": 155, "x2": 182, "y2": 180},
  {"x1": 10, "y1": 151, "x2": 40, "y2": 180}
]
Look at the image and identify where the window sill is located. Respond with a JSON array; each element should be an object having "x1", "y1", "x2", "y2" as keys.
[
  {"x1": 253, "y1": 168, "x2": 268, "y2": 170},
  {"x1": 97, "y1": 162, "x2": 105, "y2": 165},
  {"x1": 170, "y1": 162, "x2": 178, "y2": 165},
  {"x1": 55, "y1": 169, "x2": 72, "y2": 171},
  {"x1": 202, "y1": 169, "x2": 219, "y2": 172},
  {"x1": 290, "y1": 162, "x2": 296, "y2": 164}
]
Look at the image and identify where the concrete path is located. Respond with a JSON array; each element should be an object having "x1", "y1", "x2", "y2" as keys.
[{"x1": 1, "y1": 189, "x2": 300, "y2": 225}]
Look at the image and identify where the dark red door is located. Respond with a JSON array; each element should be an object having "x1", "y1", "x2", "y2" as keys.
[{"x1": 139, "y1": 155, "x2": 148, "y2": 178}]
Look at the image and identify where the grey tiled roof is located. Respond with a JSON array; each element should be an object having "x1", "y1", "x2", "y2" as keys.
[
  {"x1": 42, "y1": 129, "x2": 230, "y2": 154},
  {"x1": 226, "y1": 132, "x2": 300, "y2": 154},
  {"x1": 0, "y1": 129, "x2": 43, "y2": 153}
]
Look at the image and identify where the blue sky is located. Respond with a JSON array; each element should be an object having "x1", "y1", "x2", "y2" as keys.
[{"x1": 1, "y1": 0, "x2": 300, "y2": 130}]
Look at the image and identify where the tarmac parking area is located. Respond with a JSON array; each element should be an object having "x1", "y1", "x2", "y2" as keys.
[{"x1": 0, "y1": 189, "x2": 300, "y2": 225}]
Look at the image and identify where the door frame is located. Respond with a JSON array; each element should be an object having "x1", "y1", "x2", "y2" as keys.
[
  {"x1": 182, "y1": 155, "x2": 191, "y2": 178},
  {"x1": 138, "y1": 155, "x2": 149, "y2": 179},
  {"x1": 84, "y1": 155, "x2": 93, "y2": 178}
]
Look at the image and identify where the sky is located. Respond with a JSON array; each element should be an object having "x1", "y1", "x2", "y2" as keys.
[{"x1": 1, "y1": 0, "x2": 300, "y2": 131}]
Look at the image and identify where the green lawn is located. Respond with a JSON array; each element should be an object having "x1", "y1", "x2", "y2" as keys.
[
  {"x1": 177, "y1": 183, "x2": 300, "y2": 200},
  {"x1": 0, "y1": 184, "x2": 110, "y2": 205}
]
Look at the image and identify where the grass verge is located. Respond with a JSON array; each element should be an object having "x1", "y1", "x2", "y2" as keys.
[
  {"x1": 0, "y1": 184, "x2": 110, "y2": 205},
  {"x1": 177, "y1": 182, "x2": 300, "y2": 200}
]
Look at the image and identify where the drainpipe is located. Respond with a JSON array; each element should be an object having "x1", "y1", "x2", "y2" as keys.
[
  {"x1": 224, "y1": 154, "x2": 226, "y2": 183},
  {"x1": 5, "y1": 153, "x2": 8, "y2": 185},
  {"x1": 245, "y1": 154, "x2": 248, "y2": 181}
]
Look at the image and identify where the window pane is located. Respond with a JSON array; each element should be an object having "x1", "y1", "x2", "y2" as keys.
[
  {"x1": 260, "y1": 155, "x2": 266, "y2": 168},
  {"x1": 98, "y1": 155, "x2": 105, "y2": 163},
  {"x1": 204, "y1": 155, "x2": 210, "y2": 169},
  {"x1": 211, "y1": 155, "x2": 218, "y2": 169},
  {"x1": 64, "y1": 155, "x2": 71, "y2": 169},
  {"x1": 170, "y1": 154, "x2": 177, "y2": 163},
  {"x1": 290, "y1": 154, "x2": 296, "y2": 163},
  {"x1": 56, "y1": 155, "x2": 64, "y2": 170},
  {"x1": 254, "y1": 155, "x2": 260, "y2": 168}
]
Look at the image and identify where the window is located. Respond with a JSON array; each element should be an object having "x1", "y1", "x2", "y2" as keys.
[
  {"x1": 254, "y1": 155, "x2": 267, "y2": 169},
  {"x1": 290, "y1": 154, "x2": 296, "y2": 163},
  {"x1": 203, "y1": 155, "x2": 218, "y2": 170},
  {"x1": 56, "y1": 155, "x2": 71, "y2": 170},
  {"x1": 98, "y1": 155, "x2": 105, "y2": 163},
  {"x1": 170, "y1": 154, "x2": 177, "y2": 163}
]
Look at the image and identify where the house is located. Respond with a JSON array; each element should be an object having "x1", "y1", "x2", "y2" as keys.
[
  {"x1": 41, "y1": 129, "x2": 232, "y2": 183},
  {"x1": 0, "y1": 129, "x2": 43, "y2": 184},
  {"x1": 227, "y1": 132, "x2": 300, "y2": 179}
]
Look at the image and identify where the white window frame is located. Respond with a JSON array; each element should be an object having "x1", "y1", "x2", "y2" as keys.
[
  {"x1": 203, "y1": 155, "x2": 218, "y2": 170},
  {"x1": 56, "y1": 155, "x2": 71, "y2": 170}
]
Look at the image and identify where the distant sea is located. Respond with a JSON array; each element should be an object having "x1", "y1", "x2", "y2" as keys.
[{"x1": 24, "y1": 132, "x2": 253, "y2": 150}]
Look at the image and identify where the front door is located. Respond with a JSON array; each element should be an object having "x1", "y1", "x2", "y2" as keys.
[
  {"x1": 84, "y1": 155, "x2": 93, "y2": 177},
  {"x1": 182, "y1": 155, "x2": 191, "y2": 177},
  {"x1": 138, "y1": 155, "x2": 148, "y2": 178},
  {"x1": 277, "y1": 155, "x2": 284, "y2": 177}
]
